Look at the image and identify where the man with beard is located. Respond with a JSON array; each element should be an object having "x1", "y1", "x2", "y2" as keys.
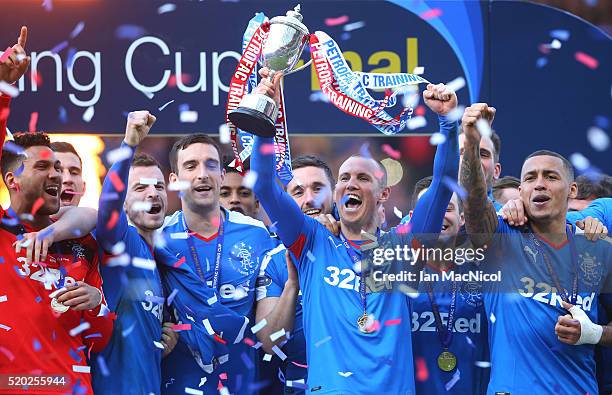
[{"x1": 460, "y1": 103, "x2": 612, "y2": 395}]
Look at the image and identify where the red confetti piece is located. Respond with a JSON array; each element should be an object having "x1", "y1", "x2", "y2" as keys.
[
  {"x1": 172, "y1": 323, "x2": 191, "y2": 331},
  {"x1": 415, "y1": 356, "x2": 429, "y2": 382},
  {"x1": 538, "y1": 44, "x2": 551, "y2": 55},
  {"x1": 28, "y1": 112, "x2": 38, "y2": 132},
  {"x1": 214, "y1": 334, "x2": 227, "y2": 344},
  {"x1": 108, "y1": 171, "x2": 125, "y2": 192},
  {"x1": 366, "y1": 320, "x2": 380, "y2": 332},
  {"x1": 396, "y1": 222, "x2": 412, "y2": 234},
  {"x1": 0, "y1": 107, "x2": 10, "y2": 122},
  {"x1": 31, "y1": 197, "x2": 44, "y2": 216},
  {"x1": 39, "y1": 149, "x2": 51, "y2": 160},
  {"x1": 173, "y1": 256, "x2": 185, "y2": 268},
  {"x1": 385, "y1": 318, "x2": 402, "y2": 326},
  {"x1": 324, "y1": 15, "x2": 349, "y2": 26},
  {"x1": 420, "y1": 8, "x2": 442, "y2": 20},
  {"x1": 574, "y1": 51, "x2": 598, "y2": 69},
  {"x1": 291, "y1": 361, "x2": 308, "y2": 368},
  {"x1": 106, "y1": 210, "x2": 119, "y2": 230},
  {"x1": 0, "y1": 346, "x2": 15, "y2": 361},
  {"x1": 381, "y1": 144, "x2": 401, "y2": 160},
  {"x1": 259, "y1": 143, "x2": 275, "y2": 155},
  {"x1": 219, "y1": 373, "x2": 227, "y2": 380},
  {"x1": 415, "y1": 105, "x2": 426, "y2": 117},
  {"x1": 167, "y1": 73, "x2": 192, "y2": 88},
  {"x1": 30, "y1": 70, "x2": 42, "y2": 86},
  {"x1": 243, "y1": 337, "x2": 255, "y2": 346},
  {"x1": 0, "y1": 47, "x2": 14, "y2": 63},
  {"x1": 211, "y1": 216, "x2": 220, "y2": 228}
]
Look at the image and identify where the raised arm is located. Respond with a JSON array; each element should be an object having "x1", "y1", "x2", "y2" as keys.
[
  {"x1": 410, "y1": 83, "x2": 459, "y2": 235},
  {"x1": 250, "y1": 69, "x2": 306, "y2": 247},
  {"x1": 459, "y1": 103, "x2": 499, "y2": 247}
]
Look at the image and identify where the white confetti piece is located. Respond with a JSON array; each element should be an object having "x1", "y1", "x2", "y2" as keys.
[
  {"x1": 489, "y1": 312, "x2": 496, "y2": 324},
  {"x1": 412, "y1": 66, "x2": 425, "y2": 75},
  {"x1": 131, "y1": 201, "x2": 153, "y2": 212},
  {"x1": 139, "y1": 178, "x2": 158, "y2": 185},
  {"x1": 315, "y1": 336, "x2": 331, "y2": 348},
  {"x1": 446, "y1": 76, "x2": 466, "y2": 92},
  {"x1": 158, "y1": 99, "x2": 175, "y2": 111},
  {"x1": 476, "y1": 119, "x2": 492, "y2": 138},
  {"x1": 158, "y1": 3, "x2": 176, "y2": 14},
  {"x1": 0, "y1": 324, "x2": 11, "y2": 331},
  {"x1": 251, "y1": 319, "x2": 268, "y2": 334},
  {"x1": 219, "y1": 124, "x2": 231, "y2": 144},
  {"x1": 393, "y1": 206, "x2": 403, "y2": 219},
  {"x1": 153, "y1": 340, "x2": 165, "y2": 349},
  {"x1": 343, "y1": 21, "x2": 365, "y2": 31},
  {"x1": 445, "y1": 369, "x2": 461, "y2": 391},
  {"x1": 170, "y1": 232, "x2": 189, "y2": 239},
  {"x1": 107, "y1": 254, "x2": 130, "y2": 267},
  {"x1": 286, "y1": 379, "x2": 306, "y2": 388},
  {"x1": 180, "y1": 110, "x2": 198, "y2": 123},
  {"x1": 132, "y1": 257, "x2": 156, "y2": 270},
  {"x1": 429, "y1": 132, "x2": 447, "y2": 145},
  {"x1": 445, "y1": 105, "x2": 465, "y2": 122},
  {"x1": 587, "y1": 127, "x2": 610, "y2": 151},
  {"x1": 72, "y1": 365, "x2": 90, "y2": 373},
  {"x1": 570, "y1": 153, "x2": 590, "y2": 171},
  {"x1": 19, "y1": 238, "x2": 32, "y2": 248},
  {"x1": 207, "y1": 294, "x2": 218, "y2": 305},
  {"x1": 0, "y1": 295, "x2": 6, "y2": 303},
  {"x1": 252, "y1": 342, "x2": 262, "y2": 350},
  {"x1": 69, "y1": 322, "x2": 91, "y2": 337},
  {"x1": 168, "y1": 180, "x2": 190, "y2": 191},
  {"x1": 272, "y1": 345, "x2": 287, "y2": 360},
  {"x1": 219, "y1": 387, "x2": 230, "y2": 395},
  {"x1": 270, "y1": 328, "x2": 286, "y2": 342},
  {"x1": 198, "y1": 377, "x2": 207, "y2": 387},
  {"x1": 106, "y1": 146, "x2": 133, "y2": 164},
  {"x1": 262, "y1": 353, "x2": 272, "y2": 361},
  {"x1": 475, "y1": 361, "x2": 491, "y2": 368},
  {"x1": 402, "y1": 92, "x2": 420, "y2": 109},
  {"x1": 338, "y1": 371, "x2": 353, "y2": 377},
  {"x1": 82, "y1": 106, "x2": 95, "y2": 123},
  {"x1": 242, "y1": 170, "x2": 258, "y2": 189},
  {"x1": 306, "y1": 251, "x2": 316, "y2": 262},
  {"x1": 550, "y1": 39, "x2": 561, "y2": 49},
  {"x1": 111, "y1": 242, "x2": 125, "y2": 255},
  {"x1": 0, "y1": 81, "x2": 19, "y2": 97},
  {"x1": 202, "y1": 318, "x2": 216, "y2": 334},
  {"x1": 184, "y1": 387, "x2": 204, "y2": 395},
  {"x1": 398, "y1": 284, "x2": 419, "y2": 298},
  {"x1": 407, "y1": 116, "x2": 426, "y2": 130}
]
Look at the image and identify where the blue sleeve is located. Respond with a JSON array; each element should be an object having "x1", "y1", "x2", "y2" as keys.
[
  {"x1": 155, "y1": 247, "x2": 249, "y2": 346},
  {"x1": 261, "y1": 250, "x2": 287, "y2": 299},
  {"x1": 409, "y1": 116, "x2": 459, "y2": 235},
  {"x1": 251, "y1": 136, "x2": 306, "y2": 247},
  {"x1": 567, "y1": 198, "x2": 612, "y2": 231},
  {"x1": 96, "y1": 142, "x2": 134, "y2": 253}
]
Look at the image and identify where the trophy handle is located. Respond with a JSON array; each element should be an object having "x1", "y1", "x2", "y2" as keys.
[{"x1": 285, "y1": 59, "x2": 312, "y2": 76}]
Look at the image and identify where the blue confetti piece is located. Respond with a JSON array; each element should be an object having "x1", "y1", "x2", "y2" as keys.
[
  {"x1": 241, "y1": 351, "x2": 255, "y2": 369},
  {"x1": 178, "y1": 103, "x2": 190, "y2": 112},
  {"x1": 340, "y1": 195, "x2": 350, "y2": 206},
  {"x1": 33, "y1": 339, "x2": 41, "y2": 351},
  {"x1": 35, "y1": 296, "x2": 42, "y2": 303},
  {"x1": 277, "y1": 367, "x2": 286, "y2": 383},
  {"x1": 158, "y1": 3, "x2": 177, "y2": 14},
  {"x1": 13, "y1": 265, "x2": 25, "y2": 278},
  {"x1": 38, "y1": 227, "x2": 54, "y2": 241},
  {"x1": 3, "y1": 141, "x2": 24, "y2": 155},
  {"x1": 549, "y1": 29, "x2": 570, "y2": 41},
  {"x1": 96, "y1": 355, "x2": 110, "y2": 376},
  {"x1": 115, "y1": 25, "x2": 147, "y2": 40},
  {"x1": 42, "y1": 0, "x2": 53, "y2": 11},
  {"x1": 69, "y1": 348, "x2": 83, "y2": 363},
  {"x1": 145, "y1": 294, "x2": 165, "y2": 305},
  {"x1": 536, "y1": 57, "x2": 548, "y2": 69},
  {"x1": 341, "y1": 32, "x2": 351, "y2": 41},
  {"x1": 65, "y1": 47, "x2": 77, "y2": 70},
  {"x1": 359, "y1": 143, "x2": 371, "y2": 158},
  {"x1": 70, "y1": 21, "x2": 85, "y2": 39},
  {"x1": 58, "y1": 106, "x2": 68, "y2": 123},
  {"x1": 584, "y1": 0, "x2": 597, "y2": 6},
  {"x1": 0, "y1": 256, "x2": 4, "y2": 263},
  {"x1": 84, "y1": 333, "x2": 102, "y2": 339},
  {"x1": 306, "y1": 250, "x2": 315, "y2": 262},
  {"x1": 14, "y1": 163, "x2": 25, "y2": 177},
  {"x1": 50, "y1": 40, "x2": 68, "y2": 54},
  {"x1": 442, "y1": 176, "x2": 467, "y2": 201},
  {"x1": 1, "y1": 217, "x2": 18, "y2": 227},
  {"x1": 268, "y1": 221, "x2": 278, "y2": 234},
  {"x1": 166, "y1": 288, "x2": 179, "y2": 305},
  {"x1": 594, "y1": 115, "x2": 609, "y2": 129},
  {"x1": 122, "y1": 322, "x2": 136, "y2": 337}
]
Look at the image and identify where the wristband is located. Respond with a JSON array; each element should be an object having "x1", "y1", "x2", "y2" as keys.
[{"x1": 569, "y1": 305, "x2": 603, "y2": 345}]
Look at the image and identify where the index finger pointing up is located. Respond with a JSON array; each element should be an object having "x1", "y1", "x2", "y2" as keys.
[{"x1": 18, "y1": 26, "x2": 27, "y2": 49}]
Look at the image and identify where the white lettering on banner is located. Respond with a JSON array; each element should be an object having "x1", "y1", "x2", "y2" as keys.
[
  {"x1": 517, "y1": 276, "x2": 595, "y2": 311},
  {"x1": 411, "y1": 311, "x2": 481, "y2": 333},
  {"x1": 67, "y1": 51, "x2": 101, "y2": 107},
  {"x1": 125, "y1": 36, "x2": 171, "y2": 93},
  {"x1": 175, "y1": 52, "x2": 207, "y2": 93}
]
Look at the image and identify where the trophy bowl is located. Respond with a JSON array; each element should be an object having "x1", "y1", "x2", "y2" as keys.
[{"x1": 229, "y1": 5, "x2": 310, "y2": 137}]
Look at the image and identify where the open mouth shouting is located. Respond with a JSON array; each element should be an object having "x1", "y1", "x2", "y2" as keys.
[
  {"x1": 147, "y1": 202, "x2": 163, "y2": 215},
  {"x1": 60, "y1": 189, "x2": 76, "y2": 204},
  {"x1": 193, "y1": 184, "x2": 212, "y2": 194},
  {"x1": 44, "y1": 184, "x2": 59, "y2": 197},
  {"x1": 343, "y1": 193, "x2": 363, "y2": 212},
  {"x1": 531, "y1": 194, "x2": 551, "y2": 207}
]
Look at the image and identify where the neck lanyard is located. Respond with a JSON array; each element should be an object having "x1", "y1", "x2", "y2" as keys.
[
  {"x1": 528, "y1": 225, "x2": 578, "y2": 304},
  {"x1": 425, "y1": 277, "x2": 458, "y2": 350},
  {"x1": 182, "y1": 211, "x2": 225, "y2": 290}
]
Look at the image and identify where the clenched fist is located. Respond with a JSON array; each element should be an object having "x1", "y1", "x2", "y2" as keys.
[
  {"x1": 461, "y1": 103, "x2": 496, "y2": 145},
  {"x1": 124, "y1": 110, "x2": 157, "y2": 147},
  {"x1": 423, "y1": 83, "x2": 458, "y2": 116}
]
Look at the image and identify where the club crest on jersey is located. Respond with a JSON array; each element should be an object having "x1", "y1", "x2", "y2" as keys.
[
  {"x1": 579, "y1": 252, "x2": 601, "y2": 287},
  {"x1": 461, "y1": 281, "x2": 483, "y2": 307},
  {"x1": 230, "y1": 242, "x2": 256, "y2": 276},
  {"x1": 70, "y1": 242, "x2": 87, "y2": 260}
]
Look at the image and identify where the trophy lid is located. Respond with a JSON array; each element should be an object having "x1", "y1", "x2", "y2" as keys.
[{"x1": 270, "y1": 5, "x2": 309, "y2": 35}]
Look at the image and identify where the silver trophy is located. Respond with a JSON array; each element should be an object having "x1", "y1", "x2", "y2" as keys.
[{"x1": 229, "y1": 5, "x2": 311, "y2": 137}]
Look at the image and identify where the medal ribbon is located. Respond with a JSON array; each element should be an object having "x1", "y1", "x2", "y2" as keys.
[
  {"x1": 183, "y1": 212, "x2": 225, "y2": 290},
  {"x1": 425, "y1": 278, "x2": 458, "y2": 349},
  {"x1": 339, "y1": 232, "x2": 367, "y2": 318}
]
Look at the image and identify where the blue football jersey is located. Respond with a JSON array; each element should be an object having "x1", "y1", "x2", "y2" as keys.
[
  {"x1": 411, "y1": 262, "x2": 489, "y2": 395},
  {"x1": 566, "y1": 198, "x2": 612, "y2": 232},
  {"x1": 158, "y1": 208, "x2": 277, "y2": 395},
  {"x1": 483, "y1": 217, "x2": 612, "y2": 395}
]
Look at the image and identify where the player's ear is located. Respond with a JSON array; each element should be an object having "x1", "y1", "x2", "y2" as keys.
[
  {"x1": 378, "y1": 186, "x2": 390, "y2": 204},
  {"x1": 568, "y1": 181, "x2": 578, "y2": 200},
  {"x1": 169, "y1": 172, "x2": 178, "y2": 184}
]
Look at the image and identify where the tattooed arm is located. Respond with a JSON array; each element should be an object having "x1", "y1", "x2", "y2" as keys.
[{"x1": 460, "y1": 103, "x2": 499, "y2": 247}]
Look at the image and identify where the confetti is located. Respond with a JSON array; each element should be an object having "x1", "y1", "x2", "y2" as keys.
[
  {"x1": 109, "y1": 172, "x2": 125, "y2": 192},
  {"x1": 393, "y1": 206, "x2": 403, "y2": 219},
  {"x1": 72, "y1": 365, "x2": 90, "y2": 373},
  {"x1": 31, "y1": 198, "x2": 45, "y2": 216},
  {"x1": 445, "y1": 369, "x2": 461, "y2": 391},
  {"x1": 385, "y1": 318, "x2": 401, "y2": 326},
  {"x1": 242, "y1": 171, "x2": 258, "y2": 189},
  {"x1": 550, "y1": 39, "x2": 562, "y2": 49},
  {"x1": 420, "y1": 8, "x2": 443, "y2": 20},
  {"x1": 324, "y1": 15, "x2": 349, "y2": 26},
  {"x1": 0, "y1": 324, "x2": 11, "y2": 331},
  {"x1": 158, "y1": 99, "x2": 175, "y2": 111},
  {"x1": 82, "y1": 106, "x2": 95, "y2": 122},
  {"x1": 381, "y1": 144, "x2": 401, "y2": 160},
  {"x1": 291, "y1": 361, "x2": 308, "y2": 369},
  {"x1": 180, "y1": 110, "x2": 198, "y2": 123},
  {"x1": 446, "y1": 76, "x2": 466, "y2": 92},
  {"x1": 115, "y1": 25, "x2": 147, "y2": 40},
  {"x1": 594, "y1": 115, "x2": 609, "y2": 129},
  {"x1": 536, "y1": 57, "x2": 548, "y2": 69},
  {"x1": 106, "y1": 146, "x2": 133, "y2": 165},
  {"x1": 262, "y1": 353, "x2": 272, "y2": 362},
  {"x1": 574, "y1": 51, "x2": 598, "y2": 69},
  {"x1": 70, "y1": 21, "x2": 85, "y2": 39},
  {"x1": 240, "y1": 352, "x2": 255, "y2": 370},
  {"x1": 0, "y1": 295, "x2": 6, "y2": 303},
  {"x1": 131, "y1": 201, "x2": 152, "y2": 212},
  {"x1": 184, "y1": 386, "x2": 204, "y2": 395},
  {"x1": 251, "y1": 319, "x2": 268, "y2": 334},
  {"x1": 198, "y1": 377, "x2": 207, "y2": 387},
  {"x1": 442, "y1": 176, "x2": 467, "y2": 200},
  {"x1": 51, "y1": 40, "x2": 68, "y2": 54},
  {"x1": 412, "y1": 66, "x2": 425, "y2": 75},
  {"x1": 407, "y1": 116, "x2": 427, "y2": 130},
  {"x1": 306, "y1": 251, "x2": 316, "y2": 262},
  {"x1": 429, "y1": 133, "x2": 447, "y2": 146},
  {"x1": 309, "y1": 91, "x2": 329, "y2": 103},
  {"x1": 343, "y1": 21, "x2": 366, "y2": 32},
  {"x1": 314, "y1": 336, "x2": 331, "y2": 348},
  {"x1": 106, "y1": 210, "x2": 119, "y2": 230},
  {"x1": 550, "y1": 29, "x2": 570, "y2": 41},
  {"x1": 476, "y1": 119, "x2": 492, "y2": 138},
  {"x1": 286, "y1": 380, "x2": 308, "y2": 389},
  {"x1": 570, "y1": 153, "x2": 590, "y2": 171},
  {"x1": 171, "y1": 323, "x2": 191, "y2": 331},
  {"x1": 0, "y1": 47, "x2": 13, "y2": 63},
  {"x1": 271, "y1": 346, "x2": 287, "y2": 360},
  {"x1": 489, "y1": 312, "x2": 496, "y2": 324},
  {"x1": 338, "y1": 371, "x2": 353, "y2": 377},
  {"x1": 153, "y1": 340, "x2": 165, "y2": 350},
  {"x1": 415, "y1": 357, "x2": 428, "y2": 381},
  {"x1": 132, "y1": 257, "x2": 156, "y2": 270},
  {"x1": 270, "y1": 328, "x2": 286, "y2": 342},
  {"x1": 259, "y1": 143, "x2": 275, "y2": 155},
  {"x1": 157, "y1": 3, "x2": 177, "y2": 14},
  {"x1": 168, "y1": 180, "x2": 190, "y2": 191},
  {"x1": 42, "y1": 0, "x2": 53, "y2": 11},
  {"x1": 69, "y1": 322, "x2": 91, "y2": 337},
  {"x1": 587, "y1": 127, "x2": 609, "y2": 151},
  {"x1": 219, "y1": 124, "x2": 231, "y2": 144},
  {"x1": 0, "y1": 81, "x2": 19, "y2": 97},
  {"x1": 475, "y1": 361, "x2": 491, "y2": 368}
]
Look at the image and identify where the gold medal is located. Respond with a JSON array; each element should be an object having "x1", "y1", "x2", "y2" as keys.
[
  {"x1": 437, "y1": 351, "x2": 457, "y2": 372},
  {"x1": 51, "y1": 298, "x2": 69, "y2": 313},
  {"x1": 357, "y1": 313, "x2": 369, "y2": 333}
]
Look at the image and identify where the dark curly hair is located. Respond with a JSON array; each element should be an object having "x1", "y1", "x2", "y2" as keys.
[{"x1": 1, "y1": 131, "x2": 51, "y2": 180}]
